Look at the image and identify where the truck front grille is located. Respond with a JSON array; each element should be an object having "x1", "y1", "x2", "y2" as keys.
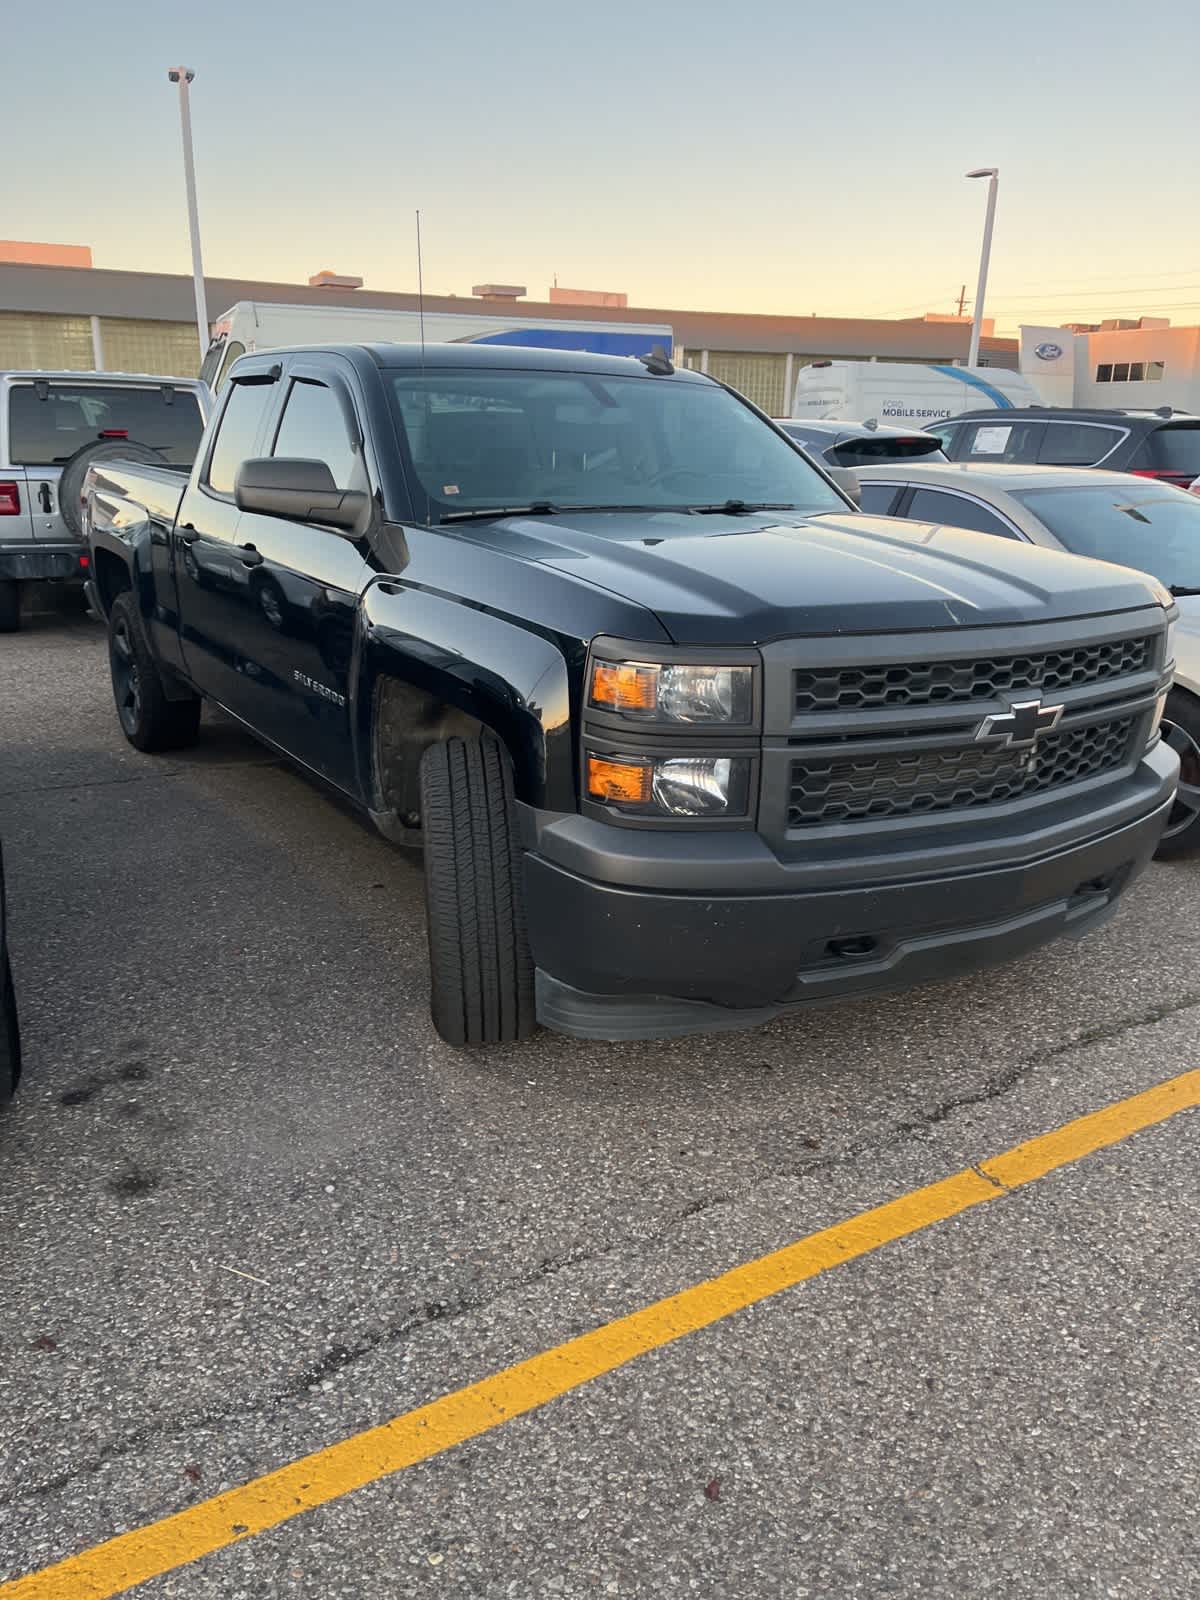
[
  {"x1": 792, "y1": 635, "x2": 1153, "y2": 716},
  {"x1": 787, "y1": 716, "x2": 1137, "y2": 828}
]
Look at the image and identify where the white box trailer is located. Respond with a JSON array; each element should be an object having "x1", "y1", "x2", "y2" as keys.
[
  {"x1": 200, "y1": 302, "x2": 674, "y2": 391},
  {"x1": 789, "y1": 360, "x2": 1041, "y2": 427}
]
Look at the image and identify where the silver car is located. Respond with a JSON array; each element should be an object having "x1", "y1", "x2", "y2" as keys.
[
  {"x1": 854, "y1": 461, "x2": 1200, "y2": 856},
  {"x1": 0, "y1": 371, "x2": 209, "y2": 631}
]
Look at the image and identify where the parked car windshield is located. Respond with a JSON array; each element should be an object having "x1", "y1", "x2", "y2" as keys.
[
  {"x1": 387, "y1": 370, "x2": 846, "y2": 521},
  {"x1": 7, "y1": 382, "x2": 204, "y2": 467},
  {"x1": 1013, "y1": 482, "x2": 1200, "y2": 589}
]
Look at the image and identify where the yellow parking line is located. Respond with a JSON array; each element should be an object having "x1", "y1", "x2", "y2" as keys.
[{"x1": 4, "y1": 1067, "x2": 1198, "y2": 1600}]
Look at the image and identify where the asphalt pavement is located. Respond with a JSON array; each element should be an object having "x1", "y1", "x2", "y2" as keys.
[{"x1": 0, "y1": 609, "x2": 1197, "y2": 1598}]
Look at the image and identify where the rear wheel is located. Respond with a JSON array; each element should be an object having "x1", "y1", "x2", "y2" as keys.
[
  {"x1": 0, "y1": 582, "x2": 19, "y2": 633},
  {"x1": 108, "y1": 592, "x2": 201, "y2": 753},
  {"x1": 419, "y1": 735, "x2": 536, "y2": 1046},
  {"x1": 1156, "y1": 689, "x2": 1200, "y2": 859}
]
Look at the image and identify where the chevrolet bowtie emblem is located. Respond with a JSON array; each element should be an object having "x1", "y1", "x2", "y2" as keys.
[{"x1": 975, "y1": 698, "x2": 1064, "y2": 749}]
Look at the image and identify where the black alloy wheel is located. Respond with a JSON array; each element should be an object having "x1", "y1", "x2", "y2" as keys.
[{"x1": 110, "y1": 612, "x2": 142, "y2": 738}]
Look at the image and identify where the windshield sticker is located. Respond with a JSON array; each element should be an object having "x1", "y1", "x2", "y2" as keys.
[
  {"x1": 443, "y1": 484, "x2": 460, "y2": 495},
  {"x1": 970, "y1": 426, "x2": 1012, "y2": 455}
]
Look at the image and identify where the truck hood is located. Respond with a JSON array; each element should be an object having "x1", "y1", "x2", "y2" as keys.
[{"x1": 466, "y1": 508, "x2": 1161, "y2": 644}]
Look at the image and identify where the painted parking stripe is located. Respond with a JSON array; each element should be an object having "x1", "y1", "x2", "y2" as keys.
[{"x1": 4, "y1": 1068, "x2": 1198, "y2": 1600}]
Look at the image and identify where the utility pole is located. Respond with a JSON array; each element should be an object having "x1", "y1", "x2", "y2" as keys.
[
  {"x1": 167, "y1": 67, "x2": 210, "y2": 362},
  {"x1": 955, "y1": 284, "x2": 968, "y2": 317}
]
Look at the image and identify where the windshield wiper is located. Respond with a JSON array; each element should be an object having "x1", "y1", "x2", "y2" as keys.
[
  {"x1": 1169, "y1": 584, "x2": 1200, "y2": 596},
  {"x1": 439, "y1": 502, "x2": 560, "y2": 524},
  {"x1": 686, "y1": 500, "x2": 795, "y2": 515}
]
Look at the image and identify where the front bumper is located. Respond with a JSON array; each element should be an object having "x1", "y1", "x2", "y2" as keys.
[
  {"x1": 0, "y1": 543, "x2": 88, "y2": 583},
  {"x1": 522, "y1": 745, "x2": 1177, "y2": 1040}
]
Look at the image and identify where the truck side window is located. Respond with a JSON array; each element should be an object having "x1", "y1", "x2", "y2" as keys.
[
  {"x1": 205, "y1": 381, "x2": 274, "y2": 496},
  {"x1": 272, "y1": 380, "x2": 363, "y2": 491},
  {"x1": 905, "y1": 488, "x2": 1021, "y2": 539}
]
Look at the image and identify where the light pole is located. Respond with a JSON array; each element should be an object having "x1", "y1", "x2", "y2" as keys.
[
  {"x1": 168, "y1": 66, "x2": 210, "y2": 362},
  {"x1": 965, "y1": 167, "x2": 999, "y2": 369}
]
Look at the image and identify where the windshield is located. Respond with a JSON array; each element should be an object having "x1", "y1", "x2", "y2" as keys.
[
  {"x1": 387, "y1": 370, "x2": 845, "y2": 522},
  {"x1": 7, "y1": 382, "x2": 204, "y2": 467},
  {"x1": 1013, "y1": 482, "x2": 1200, "y2": 589}
]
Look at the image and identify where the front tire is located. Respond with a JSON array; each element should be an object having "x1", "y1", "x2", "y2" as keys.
[
  {"x1": 108, "y1": 592, "x2": 201, "y2": 753},
  {"x1": 1156, "y1": 689, "x2": 1200, "y2": 859},
  {"x1": 419, "y1": 735, "x2": 536, "y2": 1046}
]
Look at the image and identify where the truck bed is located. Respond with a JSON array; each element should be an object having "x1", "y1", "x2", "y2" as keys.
[{"x1": 87, "y1": 460, "x2": 190, "y2": 530}]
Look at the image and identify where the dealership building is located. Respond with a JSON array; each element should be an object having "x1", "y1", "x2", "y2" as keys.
[{"x1": 0, "y1": 245, "x2": 1018, "y2": 417}]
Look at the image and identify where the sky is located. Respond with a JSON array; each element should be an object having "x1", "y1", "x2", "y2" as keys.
[{"x1": 8, "y1": 0, "x2": 1200, "y2": 334}]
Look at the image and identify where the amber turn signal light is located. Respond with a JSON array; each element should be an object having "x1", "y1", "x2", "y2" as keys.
[
  {"x1": 590, "y1": 662, "x2": 658, "y2": 714},
  {"x1": 586, "y1": 755, "x2": 653, "y2": 804}
]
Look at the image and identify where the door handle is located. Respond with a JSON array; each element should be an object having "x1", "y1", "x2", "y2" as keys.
[
  {"x1": 37, "y1": 482, "x2": 53, "y2": 514},
  {"x1": 177, "y1": 524, "x2": 200, "y2": 544},
  {"x1": 239, "y1": 544, "x2": 264, "y2": 568}
]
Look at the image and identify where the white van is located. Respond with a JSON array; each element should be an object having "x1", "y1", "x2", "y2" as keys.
[
  {"x1": 199, "y1": 302, "x2": 674, "y2": 392},
  {"x1": 789, "y1": 360, "x2": 1041, "y2": 427}
]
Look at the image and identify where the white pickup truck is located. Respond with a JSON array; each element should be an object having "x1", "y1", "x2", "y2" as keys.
[{"x1": 0, "y1": 370, "x2": 209, "y2": 630}]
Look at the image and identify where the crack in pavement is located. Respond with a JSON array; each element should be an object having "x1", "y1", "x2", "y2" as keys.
[
  {"x1": 5, "y1": 985, "x2": 1200, "y2": 1512},
  {"x1": 0, "y1": 758, "x2": 283, "y2": 801}
]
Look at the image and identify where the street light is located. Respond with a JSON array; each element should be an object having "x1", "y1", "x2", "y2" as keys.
[
  {"x1": 167, "y1": 66, "x2": 210, "y2": 362},
  {"x1": 965, "y1": 167, "x2": 999, "y2": 369}
]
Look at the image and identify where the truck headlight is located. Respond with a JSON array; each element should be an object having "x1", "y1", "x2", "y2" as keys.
[
  {"x1": 587, "y1": 753, "x2": 751, "y2": 817},
  {"x1": 589, "y1": 660, "x2": 754, "y2": 724},
  {"x1": 1165, "y1": 615, "x2": 1178, "y2": 669}
]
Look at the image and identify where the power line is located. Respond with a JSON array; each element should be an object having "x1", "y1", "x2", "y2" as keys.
[
  {"x1": 990, "y1": 284, "x2": 1200, "y2": 304},
  {"x1": 982, "y1": 265, "x2": 1198, "y2": 291}
]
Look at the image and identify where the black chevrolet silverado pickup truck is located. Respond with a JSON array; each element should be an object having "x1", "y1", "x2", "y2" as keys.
[{"x1": 84, "y1": 342, "x2": 1179, "y2": 1046}]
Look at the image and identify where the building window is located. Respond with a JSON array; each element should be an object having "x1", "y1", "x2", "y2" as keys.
[
  {"x1": 1096, "y1": 359, "x2": 1165, "y2": 384},
  {"x1": 0, "y1": 311, "x2": 95, "y2": 370},
  {"x1": 98, "y1": 319, "x2": 203, "y2": 378},
  {"x1": 704, "y1": 352, "x2": 789, "y2": 416}
]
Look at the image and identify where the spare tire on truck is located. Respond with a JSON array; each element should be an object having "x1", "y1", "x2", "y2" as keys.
[{"x1": 58, "y1": 440, "x2": 166, "y2": 538}]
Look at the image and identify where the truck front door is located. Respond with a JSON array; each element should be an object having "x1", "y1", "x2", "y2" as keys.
[{"x1": 223, "y1": 368, "x2": 373, "y2": 795}]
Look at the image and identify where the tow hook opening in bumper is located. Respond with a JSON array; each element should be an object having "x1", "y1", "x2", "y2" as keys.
[{"x1": 824, "y1": 934, "x2": 878, "y2": 962}]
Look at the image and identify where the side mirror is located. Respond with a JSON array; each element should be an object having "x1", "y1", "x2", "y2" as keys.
[
  {"x1": 827, "y1": 465, "x2": 861, "y2": 507},
  {"x1": 235, "y1": 458, "x2": 367, "y2": 532}
]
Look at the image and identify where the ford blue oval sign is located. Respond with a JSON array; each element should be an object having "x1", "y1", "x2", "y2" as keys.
[{"x1": 1035, "y1": 342, "x2": 1064, "y2": 361}]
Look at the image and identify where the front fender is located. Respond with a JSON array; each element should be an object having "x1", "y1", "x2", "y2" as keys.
[{"x1": 354, "y1": 578, "x2": 577, "y2": 814}]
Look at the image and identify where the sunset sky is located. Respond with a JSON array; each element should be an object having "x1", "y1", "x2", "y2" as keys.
[{"x1": 12, "y1": 0, "x2": 1199, "y2": 333}]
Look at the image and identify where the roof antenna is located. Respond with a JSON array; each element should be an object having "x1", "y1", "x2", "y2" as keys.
[
  {"x1": 415, "y1": 208, "x2": 426, "y2": 364},
  {"x1": 415, "y1": 208, "x2": 432, "y2": 524},
  {"x1": 638, "y1": 344, "x2": 674, "y2": 376}
]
